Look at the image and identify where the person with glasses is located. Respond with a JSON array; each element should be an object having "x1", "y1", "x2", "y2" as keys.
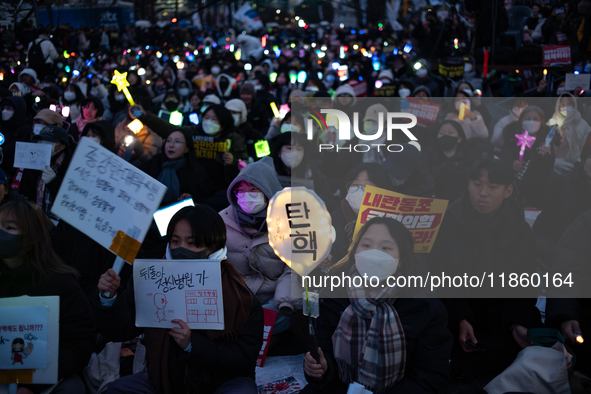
[{"x1": 221, "y1": 157, "x2": 301, "y2": 336}]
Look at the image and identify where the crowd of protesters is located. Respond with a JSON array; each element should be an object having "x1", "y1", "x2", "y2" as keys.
[{"x1": 1, "y1": 0, "x2": 591, "y2": 393}]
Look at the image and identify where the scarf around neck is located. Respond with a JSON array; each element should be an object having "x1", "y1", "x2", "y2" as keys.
[
  {"x1": 158, "y1": 158, "x2": 186, "y2": 205},
  {"x1": 332, "y1": 278, "x2": 406, "y2": 393}
]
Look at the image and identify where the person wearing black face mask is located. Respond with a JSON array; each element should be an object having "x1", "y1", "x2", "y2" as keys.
[
  {"x1": 159, "y1": 90, "x2": 182, "y2": 113},
  {"x1": 0, "y1": 200, "x2": 95, "y2": 394},
  {"x1": 423, "y1": 120, "x2": 475, "y2": 202},
  {"x1": 95, "y1": 205, "x2": 263, "y2": 394}
]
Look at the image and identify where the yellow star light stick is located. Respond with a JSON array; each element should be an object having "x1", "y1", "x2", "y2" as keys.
[{"x1": 111, "y1": 70, "x2": 135, "y2": 105}]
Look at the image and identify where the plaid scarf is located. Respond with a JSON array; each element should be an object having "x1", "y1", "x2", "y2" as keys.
[{"x1": 332, "y1": 282, "x2": 406, "y2": 393}]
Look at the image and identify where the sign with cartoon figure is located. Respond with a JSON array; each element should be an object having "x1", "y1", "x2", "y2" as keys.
[
  {"x1": 0, "y1": 306, "x2": 48, "y2": 370},
  {"x1": 133, "y1": 259, "x2": 225, "y2": 330}
]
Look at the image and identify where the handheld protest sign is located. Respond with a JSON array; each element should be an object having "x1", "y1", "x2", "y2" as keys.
[
  {"x1": 13, "y1": 142, "x2": 52, "y2": 171},
  {"x1": 266, "y1": 187, "x2": 336, "y2": 277},
  {"x1": 353, "y1": 185, "x2": 448, "y2": 253},
  {"x1": 51, "y1": 137, "x2": 167, "y2": 265},
  {"x1": 133, "y1": 259, "x2": 224, "y2": 330},
  {"x1": 0, "y1": 296, "x2": 59, "y2": 384}
]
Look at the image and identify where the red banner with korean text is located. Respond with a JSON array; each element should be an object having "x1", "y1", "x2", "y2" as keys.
[
  {"x1": 404, "y1": 98, "x2": 441, "y2": 125},
  {"x1": 256, "y1": 308, "x2": 278, "y2": 367},
  {"x1": 353, "y1": 186, "x2": 449, "y2": 253},
  {"x1": 348, "y1": 80, "x2": 367, "y2": 97},
  {"x1": 542, "y1": 45, "x2": 571, "y2": 66}
]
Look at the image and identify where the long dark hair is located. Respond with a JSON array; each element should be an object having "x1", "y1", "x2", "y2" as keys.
[
  {"x1": 165, "y1": 129, "x2": 203, "y2": 174},
  {"x1": 166, "y1": 205, "x2": 226, "y2": 253},
  {"x1": 0, "y1": 200, "x2": 79, "y2": 282},
  {"x1": 330, "y1": 217, "x2": 417, "y2": 277}
]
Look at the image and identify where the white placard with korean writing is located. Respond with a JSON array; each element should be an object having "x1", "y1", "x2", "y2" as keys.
[
  {"x1": 0, "y1": 296, "x2": 59, "y2": 384},
  {"x1": 565, "y1": 73, "x2": 591, "y2": 91},
  {"x1": 13, "y1": 142, "x2": 52, "y2": 170},
  {"x1": 133, "y1": 259, "x2": 225, "y2": 330},
  {"x1": 51, "y1": 137, "x2": 167, "y2": 255}
]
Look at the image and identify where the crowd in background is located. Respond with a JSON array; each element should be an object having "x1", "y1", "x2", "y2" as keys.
[{"x1": 1, "y1": 0, "x2": 591, "y2": 393}]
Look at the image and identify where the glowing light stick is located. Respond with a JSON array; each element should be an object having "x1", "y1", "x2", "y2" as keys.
[
  {"x1": 111, "y1": 70, "x2": 135, "y2": 105},
  {"x1": 267, "y1": 187, "x2": 335, "y2": 362},
  {"x1": 459, "y1": 102, "x2": 466, "y2": 120},
  {"x1": 515, "y1": 130, "x2": 536, "y2": 162},
  {"x1": 576, "y1": 335, "x2": 584, "y2": 344},
  {"x1": 545, "y1": 125, "x2": 556, "y2": 147},
  {"x1": 543, "y1": 69, "x2": 547, "y2": 80},
  {"x1": 270, "y1": 102, "x2": 280, "y2": 118}
]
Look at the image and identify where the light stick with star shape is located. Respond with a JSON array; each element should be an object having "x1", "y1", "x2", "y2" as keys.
[
  {"x1": 111, "y1": 70, "x2": 135, "y2": 105},
  {"x1": 515, "y1": 130, "x2": 536, "y2": 162}
]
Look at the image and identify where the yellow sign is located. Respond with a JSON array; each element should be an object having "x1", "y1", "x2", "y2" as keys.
[{"x1": 353, "y1": 185, "x2": 448, "y2": 253}]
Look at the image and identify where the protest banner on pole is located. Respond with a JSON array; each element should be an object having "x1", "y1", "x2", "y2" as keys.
[
  {"x1": 0, "y1": 296, "x2": 59, "y2": 384},
  {"x1": 133, "y1": 259, "x2": 225, "y2": 330},
  {"x1": 51, "y1": 137, "x2": 167, "y2": 264},
  {"x1": 13, "y1": 142, "x2": 52, "y2": 171},
  {"x1": 256, "y1": 308, "x2": 278, "y2": 367},
  {"x1": 353, "y1": 185, "x2": 449, "y2": 253}
]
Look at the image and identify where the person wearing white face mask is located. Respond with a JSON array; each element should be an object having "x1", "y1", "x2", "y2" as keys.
[
  {"x1": 445, "y1": 91, "x2": 489, "y2": 140},
  {"x1": 272, "y1": 132, "x2": 336, "y2": 211},
  {"x1": 500, "y1": 106, "x2": 550, "y2": 174},
  {"x1": 221, "y1": 157, "x2": 302, "y2": 336},
  {"x1": 330, "y1": 163, "x2": 393, "y2": 263},
  {"x1": 410, "y1": 59, "x2": 442, "y2": 97},
  {"x1": 128, "y1": 103, "x2": 247, "y2": 210},
  {"x1": 547, "y1": 93, "x2": 591, "y2": 174},
  {"x1": 17, "y1": 126, "x2": 71, "y2": 217},
  {"x1": 176, "y1": 79, "x2": 193, "y2": 113},
  {"x1": 264, "y1": 111, "x2": 305, "y2": 140},
  {"x1": 298, "y1": 217, "x2": 453, "y2": 393},
  {"x1": 59, "y1": 84, "x2": 83, "y2": 121},
  {"x1": 225, "y1": 98, "x2": 264, "y2": 160},
  {"x1": 492, "y1": 98, "x2": 529, "y2": 151}
]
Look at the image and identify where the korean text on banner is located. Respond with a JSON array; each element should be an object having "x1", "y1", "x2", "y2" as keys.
[
  {"x1": 0, "y1": 296, "x2": 59, "y2": 385},
  {"x1": 13, "y1": 142, "x2": 52, "y2": 171},
  {"x1": 353, "y1": 185, "x2": 448, "y2": 253},
  {"x1": 404, "y1": 98, "x2": 441, "y2": 125},
  {"x1": 542, "y1": 45, "x2": 571, "y2": 66},
  {"x1": 257, "y1": 308, "x2": 278, "y2": 367},
  {"x1": 133, "y1": 259, "x2": 225, "y2": 330},
  {"x1": 51, "y1": 137, "x2": 167, "y2": 263}
]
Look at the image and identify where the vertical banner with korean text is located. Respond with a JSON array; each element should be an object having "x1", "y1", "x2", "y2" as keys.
[{"x1": 353, "y1": 186, "x2": 448, "y2": 253}]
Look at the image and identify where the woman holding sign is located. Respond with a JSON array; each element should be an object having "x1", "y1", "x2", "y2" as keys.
[
  {"x1": 299, "y1": 217, "x2": 453, "y2": 394},
  {"x1": 95, "y1": 205, "x2": 263, "y2": 394},
  {"x1": 0, "y1": 199, "x2": 95, "y2": 393}
]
